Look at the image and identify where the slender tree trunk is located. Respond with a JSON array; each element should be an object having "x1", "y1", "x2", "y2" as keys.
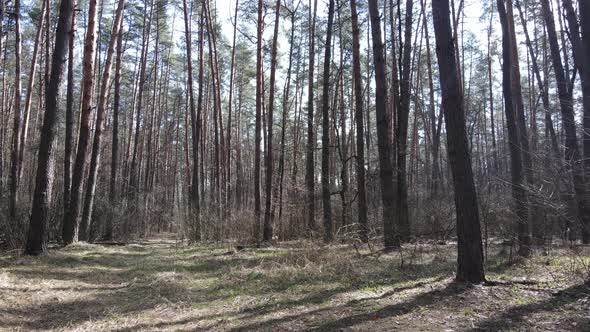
[
  {"x1": 129, "y1": 0, "x2": 153, "y2": 197},
  {"x1": 25, "y1": 0, "x2": 75, "y2": 255},
  {"x1": 305, "y1": 0, "x2": 318, "y2": 235},
  {"x1": 63, "y1": 0, "x2": 100, "y2": 244},
  {"x1": 0, "y1": 0, "x2": 4, "y2": 194},
  {"x1": 9, "y1": 0, "x2": 23, "y2": 218},
  {"x1": 182, "y1": 0, "x2": 200, "y2": 241},
  {"x1": 320, "y1": 0, "x2": 335, "y2": 243},
  {"x1": 196, "y1": 5, "x2": 204, "y2": 215},
  {"x1": 107, "y1": 21, "x2": 123, "y2": 240},
  {"x1": 486, "y1": 3, "x2": 498, "y2": 177},
  {"x1": 421, "y1": 0, "x2": 441, "y2": 196},
  {"x1": 562, "y1": 0, "x2": 590, "y2": 242},
  {"x1": 274, "y1": 3, "x2": 298, "y2": 238},
  {"x1": 263, "y1": 0, "x2": 281, "y2": 242},
  {"x1": 17, "y1": 0, "x2": 47, "y2": 183},
  {"x1": 80, "y1": 0, "x2": 126, "y2": 240},
  {"x1": 254, "y1": 0, "x2": 263, "y2": 241},
  {"x1": 64, "y1": 4, "x2": 76, "y2": 219},
  {"x1": 368, "y1": 0, "x2": 398, "y2": 249},
  {"x1": 350, "y1": 0, "x2": 368, "y2": 243},
  {"x1": 498, "y1": 0, "x2": 530, "y2": 256},
  {"x1": 396, "y1": 0, "x2": 414, "y2": 242},
  {"x1": 227, "y1": 0, "x2": 239, "y2": 210},
  {"x1": 541, "y1": 0, "x2": 590, "y2": 243}
]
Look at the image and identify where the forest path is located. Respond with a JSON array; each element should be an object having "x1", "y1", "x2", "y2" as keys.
[{"x1": 0, "y1": 239, "x2": 589, "y2": 331}]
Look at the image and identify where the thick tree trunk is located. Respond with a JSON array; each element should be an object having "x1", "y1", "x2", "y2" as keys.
[
  {"x1": 25, "y1": 0, "x2": 75, "y2": 255},
  {"x1": 432, "y1": 0, "x2": 485, "y2": 283}
]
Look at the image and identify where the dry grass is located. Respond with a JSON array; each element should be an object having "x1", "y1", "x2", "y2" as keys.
[{"x1": 0, "y1": 238, "x2": 589, "y2": 331}]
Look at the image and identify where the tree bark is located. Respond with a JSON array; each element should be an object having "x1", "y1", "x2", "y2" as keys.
[
  {"x1": 305, "y1": 0, "x2": 318, "y2": 235},
  {"x1": 62, "y1": 0, "x2": 100, "y2": 244},
  {"x1": 9, "y1": 0, "x2": 22, "y2": 218},
  {"x1": 107, "y1": 20, "x2": 123, "y2": 240},
  {"x1": 263, "y1": 0, "x2": 281, "y2": 242},
  {"x1": 254, "y1": 0, "x2": 263, "y2": 241},
  {"x1": 80, "y1": 0, "x2": 126, "y2": 240},
  {"x1": 541, "y1": 0, "x2": 590, "y2": 243},
  {"x1": 183, "y1": 0, "x2": 200, "y2": 241},
  {"x1": 64, "y1": 2, "x2": 76, "y2": 223},
  {"x1": 432, "y1": 0, "x2": 485, "y2": 283},
  {"x1": 368, "y1": 0, "x2": 398, "y2": 249},
  {"x1": 350, "y1": 0, "x2": 368, "y2": 243},
  {"x1": 25, "y1": 0, "x2": 75, "y2": 255},
  {"x1": 498, "y1": 0, "x2": 530, "y2": 256},
  {"x1": 129, "y1": 0, "x2": 153, "y2": 197},
  {"x1": 396, "y1": 0, "x2": 414, "y2": 243},
  {"x1": 17, "y1": 0, "x2": 47, "y2": 183},
  {"x1": 320, "y1": 0, "x2": 335, "y2": 243}
]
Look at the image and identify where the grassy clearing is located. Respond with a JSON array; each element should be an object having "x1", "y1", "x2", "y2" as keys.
[{"x1": 0, "y1": 238, "x2": 589, "y2": 331}]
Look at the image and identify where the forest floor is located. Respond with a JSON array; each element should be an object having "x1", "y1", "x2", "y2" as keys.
[{"x1": 1, "y1": 236, "x2": 589, "y2": 331}]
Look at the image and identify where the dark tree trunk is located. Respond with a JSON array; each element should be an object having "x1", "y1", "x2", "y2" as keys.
[
  {"x1": 64, "y1": 3, "x2": 75, "y2": 223},
  {"x1": 263, "y1": 0, "x2": 281, "y2": 242},
  {"x1": 25, "y1": 0, "x2": 75, "y2": 255},
  {"x1": 274, "y1": 3, "x2": 298, "y2": 238},
  {"x1": 368, "y1": 0, "x2": 398, "y2": 249},
  {"x1": 432, "y1": 0, "x2": 485, "y2": 283},
  {"x1": 350, "y1": 0, "x2": 368, "y2": 243},
  {"x1": 254, "y1": 0, "x2": 263, "y2": 241},
  {"x1": 129, "y1": 1, "x2": 153, "y2": 197},
  {"x1": 63, "y1": 0, "x2": 100, "y2": 244},
  {"x1": 305, "y1": 0, "x2": 318, "y2": 235},
  {"x1": 226, "y1": 0, "x2": 239, "y2": 210},
  {"x1": 80, "y1": 0, "x2": 126, "y2": 240},
  {"x1": 541, "y1": 0, "x2": 590, "y2": 243},
  {"x1": 321, "y1": 0, "x2": 335, "y2": 243},
  {"x1": 183, "y1": 0, "x2": 200, "y2": 241},
  {"x1": 498, "y1": 0, "x2": 531, "y2": 256},
  {"x1": 396, "y1": 0, "x2": 414, "y2": 243},
  {"x1": 562, "y1": 0, "x2": 590, "y2": 243},
  {"x1": 17, "y1": 0, "x2": 46, "y2": 182},
  {"x1": 107, "y1": 20, "x2": 123, "y2": 240},
  {"x1": 9, "y1": 0, "x2": 22, "y2": 218}
]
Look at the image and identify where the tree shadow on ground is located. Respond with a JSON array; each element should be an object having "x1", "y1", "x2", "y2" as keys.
[
  {"x1": 468, "y1": 283, "x2": 590, "y2": 331},
  {"x1": 6, "y1": 241, "x2": 557, "y2": 331},
  {"x1": 227, "y1": 280, "x2": 470, "y2": 331}
]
